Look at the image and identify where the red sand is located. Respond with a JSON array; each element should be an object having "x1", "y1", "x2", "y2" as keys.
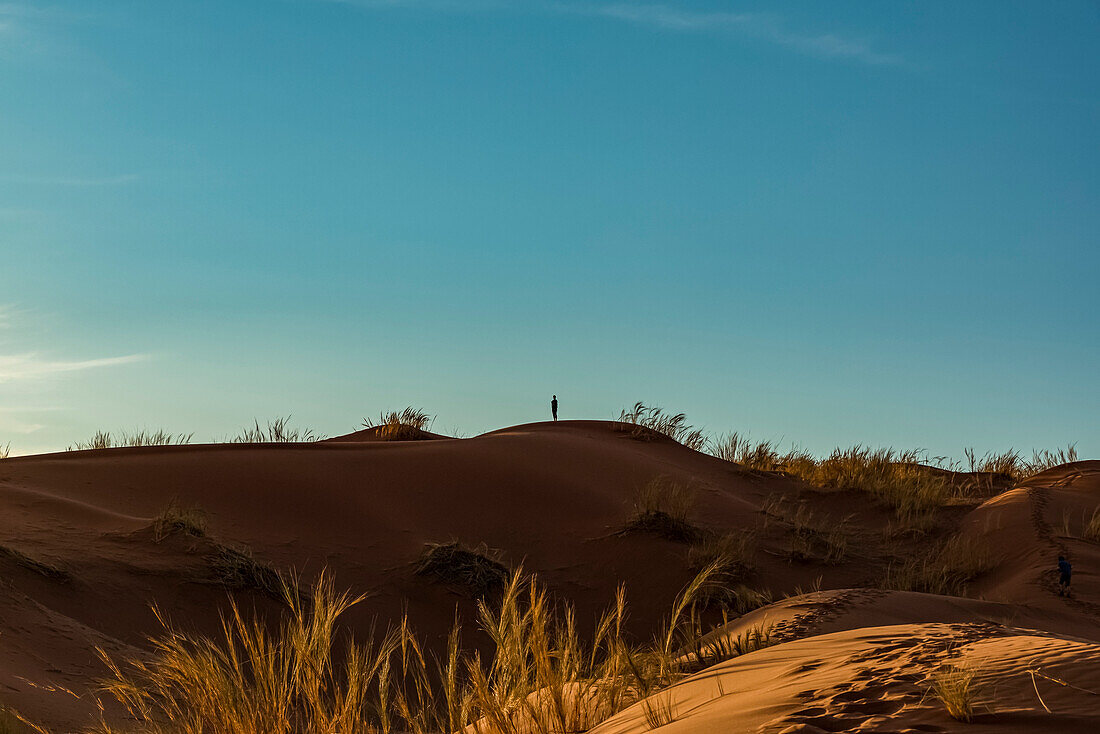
[{"x1": 1, "y1": 421, "x2": 1097, "y2": 731}]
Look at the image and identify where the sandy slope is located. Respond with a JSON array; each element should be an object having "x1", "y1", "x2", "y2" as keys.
[{"x1": 0, "y1": 423, "x2": 1097, "y2": 731}]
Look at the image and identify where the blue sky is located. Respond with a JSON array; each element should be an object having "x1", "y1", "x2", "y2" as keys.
[{"x1": 1, "y1": 1, "x2": 1097, "y2": 458}]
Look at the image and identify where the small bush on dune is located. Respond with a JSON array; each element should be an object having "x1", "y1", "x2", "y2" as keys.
[
  {"x1": 615, "y1": 403, "x2": 706, "y2": 451},
  {"x1": 623, "y1": 477, "x2": 701, "y2": 543},
  {"x1": 0, "y1": 442, "x2": 9, "y2": 460},
  {"x1": 414, "y1": 541, "x2": 509, "y2": 597},
  {"x1": 362, "y1": 407, "x2": 433, "y2": 441}
]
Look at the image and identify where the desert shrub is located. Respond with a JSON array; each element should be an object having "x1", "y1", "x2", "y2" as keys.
[
  {"x1": 615, "y1": 403, "x2": 706, "y2": 451},
  {"x1": 931, "y1": 663, "x2": 977, "y2": 722},
  {"x1": 0, "y1": 545, "x2": 69, "y2": 582},
  {"x1": 232, "y1": 416, "x2": 320, "y2": 443},
  {"x1": 362, "y1": 408, "x2": 434, "y2": 440},
  {"x1": 153, "y1": 501, "x2": 208, "y2": 542},
  {"x1": 883, "y1": 534, "x2": 995, "y2": 596},
  {"x1": 414, "y1": 541, "x2": 509, "y2": 597},
  {"x1": 68, "y1": 429, "x2": 192, "y2": 451},
  {"x1": 622, "y1": 477, "x2": 701, "y2": 543},
  {"x1": 209, "y1": 545, "x2": 284, "y2": 597},
  {"x1": 0, "y1": 443, "x2": 9, "y2": 460}
]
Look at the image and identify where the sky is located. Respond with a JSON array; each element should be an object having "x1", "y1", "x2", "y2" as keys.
[{"x1": 0, "y1": 0, "x2": 1098, "y2": 459}]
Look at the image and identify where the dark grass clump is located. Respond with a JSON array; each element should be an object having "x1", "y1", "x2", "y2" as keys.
[
  {"x1": 209, "y1": 545, "x2": 285, "y2": 598},
  {"x1": 622, "y1": 510, "x2": 702, "y2": 544},
  {"x1": 415, "y1": 541, "x2": 509, "y2": 597},
  {"x1": 621, "y1": 477, "x2": 703, "y2": 544},
  {"x1": 152, "y1": 501, "x2": 208, "y2": 542},
  {"x1": 0, "y1": 545, "x2": 70, "y2": 582}
]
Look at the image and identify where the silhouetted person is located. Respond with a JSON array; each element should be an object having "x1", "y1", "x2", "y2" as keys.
[
  {"x1": 551, "y1": 395, "x2": 558, "y2": 421},
  {"x1": 1058, "y1": 555, "x2": 1072, "y2": 596}
]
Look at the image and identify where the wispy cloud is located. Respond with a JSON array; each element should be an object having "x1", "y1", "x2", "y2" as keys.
[
  {"x1": 0, "y1": 353, "x2": 148, "y2": 383},
  {"x1": 311, "y1": 0, "x2": 901, "y2": 65},
  {"x1": 567, "y1": 3, "x2": 901, "y2": 65},
  {"x1": 1, "y1": 173, "x2": 140, "y2": 186}
]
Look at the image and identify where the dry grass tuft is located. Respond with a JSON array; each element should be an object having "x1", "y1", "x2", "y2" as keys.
[
  {"x1": 153, "y1": 501, "x2": 207, "y2": 542},
  {"x1": 0, "y1": 707, "x2": 28, "y2": 734},
  {"x1": 623, "y1": 477, "x2": 701, "y2": 543},
  {"x1": 208, "y1": 545, "x2": 284, "y2": 597},
  {"x1": 883, "y1": 534, "x2": 995, "y2": 596},
  {"x1": 615, "y1": 403, "x2": 706, "y2": 451},
  {"x1": 963, "y1": 445, "x2": 1079, "y2": 483},
  {"x1": 68, "y1": 429, "x2": 193, "y2": 451},
  {"x1": 640, "y1": 690, "x2": 675, "y2": 730},
  {"x1": 232, "y1": 416, "x2": 321, "y2": 443},
  {"x1": 686, "y1": 622, "x2": 776, "y2": 671},
  {"x1": 0, "y1": 442, "x2": 9, "y2": 460},
  {"x1": 761, "y1": 496, "x2": 851, "y2": 564},
  {"x1": 688, "y1": 531, "x2": 755, "y2": 579},
  {"x1": 1085, "y1": 507, "x2": 1100, "y2": 543},
  {"x1": 414, "y1": 541, "x2": 509, "y2": 597},
  {"x1": 931, "y1": 662, "x2": 977, "y2": 722},
  {"x1": 0, "y1": 545, "x2": 70, "y2": 582},
  {"x1": 362, "y1": 407, "x2": 434, "y2": 440}
]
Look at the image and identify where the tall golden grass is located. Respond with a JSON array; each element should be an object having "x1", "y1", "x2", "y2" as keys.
[{"x1": 89, "y1": 563, "x2": 744, "y2": 734}]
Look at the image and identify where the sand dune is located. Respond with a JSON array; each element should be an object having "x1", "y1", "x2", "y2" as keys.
[{"x1": 0, "y1": 421, "x2": 1097, "y2": 731}]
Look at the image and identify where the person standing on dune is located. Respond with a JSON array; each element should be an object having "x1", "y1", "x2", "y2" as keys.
[
  {"x1": 551, "y1": 395, "x2": 558, "y2": 421},
  {"x1": 1058, "y1": 555, "x2": 1072, "y2": 596}
]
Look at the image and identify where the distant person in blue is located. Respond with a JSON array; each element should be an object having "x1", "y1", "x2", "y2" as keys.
[
  {"x1": 551, "y1": 395, "x2": 558, "y2": 421},
  {"x1": 1058, "y1": 555, "x2": 1072, "y2": 596}
]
